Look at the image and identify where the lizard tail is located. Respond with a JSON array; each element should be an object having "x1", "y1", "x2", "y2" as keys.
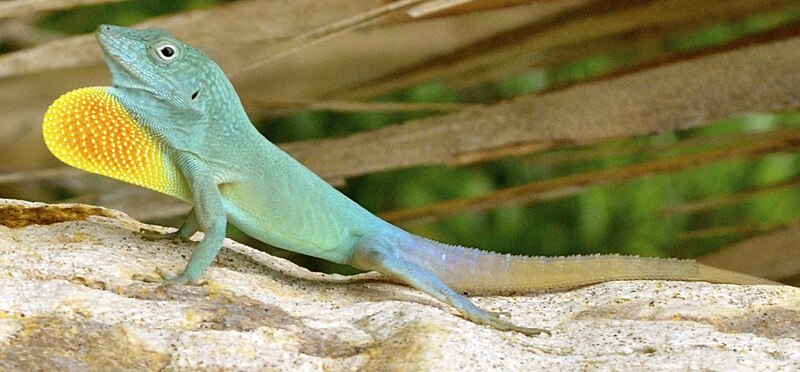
[{"x1": 399, "y1": 235, "x2": 780, "y2": 294}]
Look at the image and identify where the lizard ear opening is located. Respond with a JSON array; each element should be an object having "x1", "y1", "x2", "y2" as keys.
[{"x1": 191, "y1": 90, "x2": 199, "y2": 100}]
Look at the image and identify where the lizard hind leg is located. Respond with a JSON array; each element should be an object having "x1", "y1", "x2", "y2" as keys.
[{"x1": 349, "y1": 234, "x2": 549, "y2": 335}]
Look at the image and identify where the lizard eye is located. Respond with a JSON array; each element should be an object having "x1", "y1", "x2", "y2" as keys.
[
  {"x1": 150, "y1": 40, "x2": 179, "y2": 63},
  {"x1": 159, "y1": 46, "x2": 175, "y2": 59}
]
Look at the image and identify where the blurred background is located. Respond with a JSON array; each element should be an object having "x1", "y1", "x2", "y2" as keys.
[{"x1": 1, "y1": 0, "x2": 799, "y2": 281}]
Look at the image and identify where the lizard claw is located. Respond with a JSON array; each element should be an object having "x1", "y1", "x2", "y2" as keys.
[
  {"x1": 486, "y1": 310, "x2": 512, "y2": 318},
  {"x1": 132, "y1": 267, "x2": 171, "y2": 283},
  {"x1": 469, "y1": 309, "x2": 551, "y2": 336},
  {"x1": 133, "y1": 267, "x2": 203, "y2": 286},
  {"x1": 136, "y1": 228, "x2": 188, "y2": 242}
]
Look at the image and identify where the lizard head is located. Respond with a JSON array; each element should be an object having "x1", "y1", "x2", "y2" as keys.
[
  {"x1": 39, "y1": 25, "x2": 224, "y2": 198},
  {"x1": 96, "y1": 24, "x2": 218, "y2": 117}
]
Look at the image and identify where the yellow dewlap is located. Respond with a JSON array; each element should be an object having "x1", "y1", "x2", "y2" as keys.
[{"x1": 42, "y1": 87, "x2": 181, "y2": 196}]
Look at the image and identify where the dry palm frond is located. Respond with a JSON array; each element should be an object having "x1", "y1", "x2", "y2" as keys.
[
  {"x1": 0, "y1": 0, "x2": 125, "y2": 19},
  {"x1": 379, "y1": 128, "x2": 800, "y2": 225}
]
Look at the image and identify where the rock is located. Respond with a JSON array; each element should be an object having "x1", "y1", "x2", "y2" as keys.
[{"x1": 0, "y1": 198, "x2": 798, "y2": 370}]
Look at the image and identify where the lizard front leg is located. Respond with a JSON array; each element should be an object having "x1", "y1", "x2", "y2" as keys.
[
  {"x1": 135, "y1": 156, "x2": 227, "y2": 285},
  {"x1": 138, "y1": 207, "x2": 199, "y2": 242},
  {"x1": 349, "y1": 234, "x2": 550, "y2": 335}
]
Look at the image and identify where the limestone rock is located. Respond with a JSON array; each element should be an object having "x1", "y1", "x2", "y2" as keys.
[{"x1": 0, "y1": 198, "x2": 798, "y2": 370}]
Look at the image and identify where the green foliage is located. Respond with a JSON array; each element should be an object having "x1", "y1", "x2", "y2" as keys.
[
  {"x1": 667, "y1": 6, "x2": 800, "y2": 52},
  {"x1": 37, "y1": 0, "x2": 230, "y2": 34}
]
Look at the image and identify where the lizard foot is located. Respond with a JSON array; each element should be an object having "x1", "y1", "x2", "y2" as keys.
[
  {"x1": 136, "y1": 228, "x2": 190, "y2": 242},
  {"x1": 133, "y1": 267, "x2": 204, "y2": 286},
  {"x1": 469, "y1": 309, "x2": 551, "y2": 336}
]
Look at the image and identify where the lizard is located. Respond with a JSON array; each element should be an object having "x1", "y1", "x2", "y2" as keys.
[{"x1": 41, "y1": 25, "x2": 778, "y2": 335}]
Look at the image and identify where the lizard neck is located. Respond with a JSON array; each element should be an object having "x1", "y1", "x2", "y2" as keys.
[{"x1": 111, "y1": 70, "x2": 257, "y2": 156}]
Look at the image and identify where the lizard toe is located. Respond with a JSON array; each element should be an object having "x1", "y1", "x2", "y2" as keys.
[{"x1": 136, "y1": 228, "x2": 187, "y2": 242}]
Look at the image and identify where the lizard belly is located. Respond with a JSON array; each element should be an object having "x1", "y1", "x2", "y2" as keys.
[{"x1": 219, "y1": 181, "x2": 362, "y2": 264}]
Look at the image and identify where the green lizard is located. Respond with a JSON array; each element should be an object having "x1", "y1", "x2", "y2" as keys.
[{"x1": 42, "y1": 25, "x2": 777, "y2": 335}]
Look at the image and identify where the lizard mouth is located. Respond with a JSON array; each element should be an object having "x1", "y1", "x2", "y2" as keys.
[
  {"x1": 96, "y1": 25, "x2": 126, "y2": 61},
  {"x1": 96, "y1": 25, "x2": 147, "y2": 87}
]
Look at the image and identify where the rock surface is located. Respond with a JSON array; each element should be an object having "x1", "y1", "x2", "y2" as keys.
[{"x1": 0, "y1": 198, "x2": 798, "y2": 371}]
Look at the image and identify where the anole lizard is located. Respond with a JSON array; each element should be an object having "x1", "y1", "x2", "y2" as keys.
[{"x1": 42, "y1": 25, "x2": 777, "y2": 335}]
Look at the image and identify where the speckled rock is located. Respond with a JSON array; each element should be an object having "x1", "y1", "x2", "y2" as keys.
[{"x1": 0, "y1": 198, "x2": 799, "y2": 371}]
